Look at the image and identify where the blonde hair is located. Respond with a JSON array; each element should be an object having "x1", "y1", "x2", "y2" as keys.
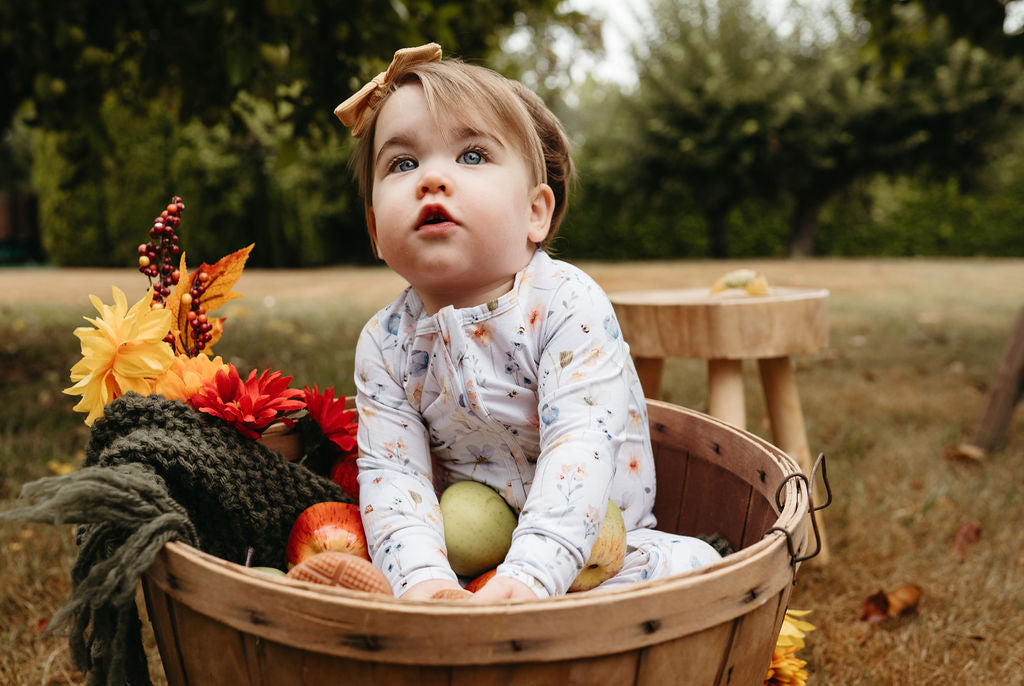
[{"x1": 348, "y1": 59, "x2": 575, "y2": 251}]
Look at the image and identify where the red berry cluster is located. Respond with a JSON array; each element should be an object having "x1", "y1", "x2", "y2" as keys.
[
  {"x1": 182, "y1": 269, "x2": 214, "y2": 354},
  {"x1": 138, "y1": 196, "x2": 184, "y2": 307}
]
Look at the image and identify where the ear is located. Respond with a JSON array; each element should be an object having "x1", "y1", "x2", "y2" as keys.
[{"x1": 527, "y1": 183, "x2": 555, "y2": 245}]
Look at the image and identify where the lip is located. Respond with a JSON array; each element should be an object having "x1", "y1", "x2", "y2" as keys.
[{"x1": 415, "y1": 204, "x2": 457, "y2": 233}]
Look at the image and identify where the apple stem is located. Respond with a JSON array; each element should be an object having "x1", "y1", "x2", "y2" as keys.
[{"x1": 244, "y1": 546, "x2": 255, "y2": 567}]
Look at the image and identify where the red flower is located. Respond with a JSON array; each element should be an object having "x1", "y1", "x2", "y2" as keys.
[
  {"x1": 303, "y1": 384, "x2": 358, "y2": 453},
  {"x1": 192, "y1": 364, "x2": 305, "y2": 439}
]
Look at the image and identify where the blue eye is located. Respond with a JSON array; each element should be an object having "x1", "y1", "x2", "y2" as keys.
[
  {"x1": 459, "y1": 149, "x2": 484, "y2": 165},
  {"x1": 390, "y1": 157, "x2": 417, "y2": 173}
]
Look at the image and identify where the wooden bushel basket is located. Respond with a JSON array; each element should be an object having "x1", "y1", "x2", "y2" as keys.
[{"x1": 142, "y1": 400, "x2": 815, "y2": 685}]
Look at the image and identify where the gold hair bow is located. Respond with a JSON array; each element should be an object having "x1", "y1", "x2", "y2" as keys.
[{"x1": 335, "y1": 43, "x2": 442, "y2": 137}]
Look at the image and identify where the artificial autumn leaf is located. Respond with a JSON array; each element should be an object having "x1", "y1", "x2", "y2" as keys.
[
  {"x1": 861, "y1": 584, "x2": 922, "y2": 623},
  {"x1": 952, "y1": 520, "x2": 982, "y2": 558},
  {"x1": 191, "y1": 243, "x2": 254, "y2": 314},
  {"x1": 165, "y1": 251, "x2": 191, "y2": 352},
  {"x1": 164, "y1": 244, "x2": 253, "y2": 356}
]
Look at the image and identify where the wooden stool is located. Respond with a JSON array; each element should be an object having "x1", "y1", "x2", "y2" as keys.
[{"x1": 610, "y1": 286, "x2": 830, "y2": 561}]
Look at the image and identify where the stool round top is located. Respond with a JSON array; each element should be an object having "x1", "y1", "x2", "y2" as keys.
[{"x1": 609, "y1": 286, "x2": 829, "y2": 359}]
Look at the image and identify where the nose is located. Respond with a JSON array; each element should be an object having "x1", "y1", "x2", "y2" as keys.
[{"x1": 417, "y1": 167, "x2": 451, "y2": 198}]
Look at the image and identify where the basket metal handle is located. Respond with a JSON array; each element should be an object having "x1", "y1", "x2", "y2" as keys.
[{"x1": 766, "y1": 453, "x2": 831, "y2": 565}]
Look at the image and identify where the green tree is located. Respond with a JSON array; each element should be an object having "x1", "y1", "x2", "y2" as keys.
[
  {"x1": 778, "y1": 4, "x2": 1023, "y2": 255},
  {"x1": 625, "y1": 0, "x2": 796, "y2": 257},
  {"x1": 619, "y1": 0, "x2": 1024, "y2": 257},
  {"x1": 855, "y1": 0, "x2": 1023, "y2": 60},
  {"x1": 0, "y1": 0, "x2": 572, "y2": 266},
  {"x1": 0, "y1": 0, "x2": 566, "y2": 135}
]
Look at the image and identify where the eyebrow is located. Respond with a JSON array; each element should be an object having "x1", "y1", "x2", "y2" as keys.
[
  {"x1": 373, "y1": 126, "x2": 506, "y2": 171},
  {"x1": 374, "y1": 134, "x2": 415, "y2": 171}
]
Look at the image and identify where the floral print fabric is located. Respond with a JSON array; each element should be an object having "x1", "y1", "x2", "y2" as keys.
[{"x1": 355, "y1": 250, "x2": 717, "y2": 597}]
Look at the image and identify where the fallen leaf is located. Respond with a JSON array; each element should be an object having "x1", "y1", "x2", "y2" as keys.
[
  {"x1": 946, "y1": 443, "x2": 986, "y2": 462},
  {"x1": 860, "y1": 584, "x2": 922, "y2": 623},
  {"x1": 953, "y1": 521, "x2": 981, "y2": 558},
  {"x1": 886, "y1": 584, "x2": 922, "y2": 616},
  {"x1": 861, "y1": 590, "x2": 890, "y2": 624}
]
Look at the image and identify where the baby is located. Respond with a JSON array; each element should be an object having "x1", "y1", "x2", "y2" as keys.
[{"x1": 339, "y1": 44, "x2": 720, "y2": 601}]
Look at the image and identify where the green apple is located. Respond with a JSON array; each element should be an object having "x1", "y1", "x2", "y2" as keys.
[
  {"x1": 440, "y1": 481, "x2": 518, "y2": 577},
  {"x1": 568, "y1": 500, "x2": 627, "y2": 592},
  {"x1": 250, "y1": 566, "x2": 286, "y2": 577}
]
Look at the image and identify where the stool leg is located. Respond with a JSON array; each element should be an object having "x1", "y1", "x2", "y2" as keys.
[
  {"x1": 758, "y1": 355, "x2": 830, "y2": 564},
  {"x1": 633, "y1": 356, "x2": 665, "y2": 399},
  {"x1": 707, "y1": 358, "x2": 745, "y2": 428},
  {"x1": 757, "y1": 357, "x2": 811, "y2": 475}
]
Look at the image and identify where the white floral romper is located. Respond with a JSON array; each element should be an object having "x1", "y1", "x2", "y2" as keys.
[{"x1": 354, "y1": 250, "x2": 720, "y2": 598}]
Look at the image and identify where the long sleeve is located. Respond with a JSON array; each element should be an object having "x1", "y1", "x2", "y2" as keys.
[
  {"x1": 354, "y1": 313, "x2": 457, "y2": 596},
  {"x1": 496, "y1": 273, "x2": 633, "y2": 597}
]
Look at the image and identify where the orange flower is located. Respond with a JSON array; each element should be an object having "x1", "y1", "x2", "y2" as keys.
[
  {"x1": 152, "y1": 354, "x2": 229, "y2": 402},
  {"x1": 764, "y1": 646, "x2": 808, "y2": 686},
  {"x1": 526, "y1": 304, "x2": 544, "y2": 328},
  {"x1": 191, "y1": 364, "x2": 304, "y2": 439},
  {"x1": 470, "y1": 322, "x2": 493, "y2": 346}
]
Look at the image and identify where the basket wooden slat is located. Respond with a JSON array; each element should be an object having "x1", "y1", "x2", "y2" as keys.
[{"x1": 142, "y1": 401, "x2": 811, "y2": 685}]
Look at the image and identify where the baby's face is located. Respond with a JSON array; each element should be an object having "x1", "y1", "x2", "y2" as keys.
[{"x1": 369, "y1": 84, "x2": 554, "y2": 314}]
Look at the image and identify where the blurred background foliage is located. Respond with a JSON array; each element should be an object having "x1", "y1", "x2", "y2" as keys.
[{"x1": 1, "y1": 0, "x2": 1022, "y2": 266}]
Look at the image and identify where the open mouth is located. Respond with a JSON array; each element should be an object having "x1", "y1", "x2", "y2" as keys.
[{"x1": 416, "y1": 205, "x2": 454, "y2": 229}]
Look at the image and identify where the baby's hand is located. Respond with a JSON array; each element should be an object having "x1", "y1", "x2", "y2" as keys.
[
  {"x1": 467, "y1": 576, "x2": 537, "y2": 602},
  {"x1": 401, "y1": 578, "x2": 464, "y2": 600}
]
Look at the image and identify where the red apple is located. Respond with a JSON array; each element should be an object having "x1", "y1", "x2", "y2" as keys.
[
  {"x1": 329, "y1": 454, "x2": 360, "y2": 501},
  {"x1": 286, "y1": 501, "x2": 369, "y2": 567},
  {"x1": 465, "y1": 568, "x2": 497, "y2": 593}
]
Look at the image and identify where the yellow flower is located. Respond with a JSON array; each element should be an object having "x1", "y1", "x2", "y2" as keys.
[
  {"x1": 776, "y1": 609, "x2": 815, "y2": 652},
  {"x1": 765, "y1": 610, "x2": 815, "y2": 686},
  {"x1": 64, "y1": 286, "x2": 175, "y2": 425},
  {"x1": 152, "y1": 353, "x2": 229, "y2": 402}
]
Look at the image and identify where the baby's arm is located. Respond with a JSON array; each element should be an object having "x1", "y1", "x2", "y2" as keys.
[
  {"x1": 354, "y1": 317, "x2": 459, "y2": 597},
  {"x1": 496, "y1": 279, "x2": 631, "y2": 596}
]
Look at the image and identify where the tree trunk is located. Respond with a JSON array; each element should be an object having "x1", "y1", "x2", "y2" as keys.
[
  {"x1": 707, "y1": 206, "x2": 730, "y2": 258},
  {"x1": 789, "y1": 193, "x2": 826, "y2": 257}
]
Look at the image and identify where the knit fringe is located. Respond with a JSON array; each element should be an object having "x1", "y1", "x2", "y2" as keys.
[{"x1": 2, "y1": 464, "x2": 196, "y2": 685}]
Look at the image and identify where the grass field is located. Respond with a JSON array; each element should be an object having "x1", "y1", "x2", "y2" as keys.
[{"x1": 2, "y1": 258, "x2": 1023, "y2": 685}]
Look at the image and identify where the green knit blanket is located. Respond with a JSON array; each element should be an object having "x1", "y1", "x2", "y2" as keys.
[{"x1": 1, "y1": 392, "x2": 349, "y2": 686}]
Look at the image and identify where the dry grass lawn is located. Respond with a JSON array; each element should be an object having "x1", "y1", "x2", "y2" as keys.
[{"x1": 2, "y1": 257, "x2": 1022, "y2": 685}]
